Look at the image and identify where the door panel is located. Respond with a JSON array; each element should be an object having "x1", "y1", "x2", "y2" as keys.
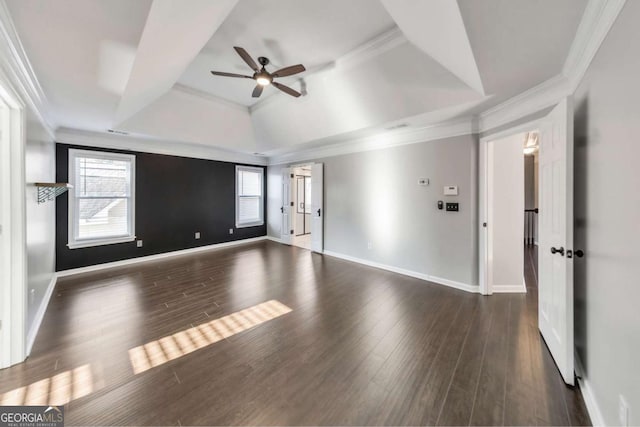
[
  {"x1": 538, "y1": 97, "x2": 574, "y2": 385},
  {"x1": 280, "y1": 168, "x2": 292, "y2": 245}
]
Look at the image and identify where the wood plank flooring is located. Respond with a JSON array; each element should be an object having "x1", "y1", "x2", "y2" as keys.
[{"x1": 0, "y1": 241, "x2": 590, "y2": 426}]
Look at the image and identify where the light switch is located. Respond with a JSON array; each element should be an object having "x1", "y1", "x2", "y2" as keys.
[{"x1": 444, "y1": 186, "x2": 458, "y2": 196}]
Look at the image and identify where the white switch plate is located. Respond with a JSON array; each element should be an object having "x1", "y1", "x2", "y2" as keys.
[
  {"x1": 136, "y1": 240, "x2": 143, "y2": 247},
  {"x1": 229, "y1": 228, "x2": 234, "y2": 234},
  {"x1": 195, "y1": 232, "x2": 200, "y2": 239},
  {"x1": 619, "y1": 395, "x2": 629, "y2": 426},
  {"x1": 444, "y1": 185, "x2": 458, "y2": 196}
]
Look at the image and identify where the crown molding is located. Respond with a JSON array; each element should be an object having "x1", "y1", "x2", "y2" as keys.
[
  {"x1": 334, "y1": 25, "x2": 406, "y2": 71},
  {"x1": 172, "y1": 83, "x2": 249, "y2": 113},
  {"x1": 477, "y1": 75, "x2": 569, "y2": 134},
  {"x1": 0, "y1": 0, "x2": 55, "y2": 138},
  {"x1": 267, "y1": 117, "x2": 476, "y2": 165},
  {"x1": 563, "y1": 0, "x2": 627, "y2": 92},
  {"x1": 56, "y1": 127, "x2": 267, "y2": 165}
]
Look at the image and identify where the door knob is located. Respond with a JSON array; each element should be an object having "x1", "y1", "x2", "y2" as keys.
[
  {"x1": 317, "y1": 208, "x2": 321, "y2": 217},
  {"x1": 550, "y1": 246, "x2": 565, "y2": 256},
  {"x1": 574, "y1": 249, "x2": 584, "y2": 258}
]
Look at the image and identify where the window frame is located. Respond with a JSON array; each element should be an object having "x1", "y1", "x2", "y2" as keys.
[
  {"x1": 235, "y1": 165, "x2": 264, "y2": 228},
  {"x1": 67, "y1": 148, "x2": 136, "y2": 249}
]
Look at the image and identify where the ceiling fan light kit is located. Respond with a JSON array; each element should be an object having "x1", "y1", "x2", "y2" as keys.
[{"x1": 210, "y1": 46, "x2": 306, "y2": 98}]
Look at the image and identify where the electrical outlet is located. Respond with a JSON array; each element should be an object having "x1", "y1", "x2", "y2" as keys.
[
  {"x1": 195, "y1": 232, "x2": 201, "y2": 239},
  {"x1": 137, "y1": 240, "x2": 143, "y2": 248},
  {"x1": 229, "y1": 228, "x2": 234, "y2": 234},
  {"x1": 619, "y1": 395, "x2": 629, "y2": 427}
]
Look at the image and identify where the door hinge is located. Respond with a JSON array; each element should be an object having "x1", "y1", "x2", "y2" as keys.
[
  {"x1": 290, "y1": 202, "x2": 294, "y2": 206},
  {"x1": 290, "y1": 230, "x2": 294, "y2": 235},
  {"x1": 290, "y1": 174, "x2": 294, "y2": 178},
  {"x1": 483, "y1": 222, "x2": 487, "y2": 227}
]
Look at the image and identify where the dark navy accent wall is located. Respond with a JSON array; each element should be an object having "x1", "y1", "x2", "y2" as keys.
[{"x1": 55, "y1": 143, "x2": 266, "y2": 271}]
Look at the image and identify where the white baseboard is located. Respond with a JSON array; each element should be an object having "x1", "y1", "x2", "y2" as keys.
[
  {"x1": 323, "y1": 250, "x2": 479, "y2": 294},
  {"x1": 575, "y1": 353, "x2": 605, "y2": 426},
  {"x1": 26, "y1": 274, "x2": 57, "y2": 356},
  {"x1": 266, "y1": 235, "x2": 285, "y2": 244},
  {"x1": 492, "y1": 284, "x2": 527, "y2": 293},
  {"x1": 57, "y1": 236, "x2": 268, "y2": 278}
]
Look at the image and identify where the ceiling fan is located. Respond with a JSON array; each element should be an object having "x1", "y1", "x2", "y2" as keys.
[{"x1": 210, "y1": 47, "x2": 306, "y2": 98}]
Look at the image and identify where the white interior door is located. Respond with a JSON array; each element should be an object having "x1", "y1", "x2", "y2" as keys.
[
  {"x1": 280, "y1": 168, "x2": 292, "y2": 244},
  {"x1": 310, "y1": 163, "x2": 323, "y2": 253},
  {"x1": 538, "y1": 97, "x2": 574, "y2": 385}
]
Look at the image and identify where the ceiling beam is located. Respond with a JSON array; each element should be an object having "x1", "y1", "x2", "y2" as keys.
[
  {"x1": 379, "y1": 0, "x2": 485, "y2": 95},
  {"x1": 114, "y1": 0, "x2": 239, "y2": 125}
]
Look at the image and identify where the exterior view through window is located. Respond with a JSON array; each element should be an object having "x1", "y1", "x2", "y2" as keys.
[
  {"x1": 236, "y1": 166, "x2": 264, "y2": 227},
  {"x1": 68, "y1": 149, "x2": 135, "y2": 248}
]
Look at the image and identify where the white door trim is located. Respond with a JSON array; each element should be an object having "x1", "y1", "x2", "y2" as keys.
[
  {"x1": 478, "y1": 119, "x2": 541, "y2": 295},
  {"x1": 0, "y1": 70, "x2": 27, "y2": 368}
]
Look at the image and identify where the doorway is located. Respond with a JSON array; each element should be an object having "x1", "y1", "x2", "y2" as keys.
[
  {"x1": 482, "y1": 129, "x2": 531, "y2": 294},
  {"x1": 479, "y1": 97, "x2": 575, "y2": 385},
  {"x1": 280, "y1": 162, "x2": 324, "y2": 253},
  {"x1": 523, "y1": 132, "x2": 540, "y2": 293}
]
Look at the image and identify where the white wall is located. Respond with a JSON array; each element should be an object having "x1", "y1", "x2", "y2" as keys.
[
  {"x1": 572, "y1": 1, "x2": 640, "y2": 424},
  {"x1": 24, "y1": 111, "x2": 55, "y2": 347},
  {"x1": 268, "y1": 134, "x2": 479, "y2": 288},
  {"x1": 488, "y1": 133, "x2": 524, "y2": 289}
]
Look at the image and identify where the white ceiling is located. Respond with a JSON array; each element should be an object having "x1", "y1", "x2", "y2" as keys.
[
  {"x1": 5, "y1": 0, "x2": 588, "y2": 156},
  {"x1": 179, "y1": 0, "x2": 395, "y2": 107}
]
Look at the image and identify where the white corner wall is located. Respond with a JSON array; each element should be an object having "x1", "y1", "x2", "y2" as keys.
[
  {"x1": 488, "y1": 133, "x2": 525, "y2": 290},
  {"x1": 268, "y1": 134, "x2": 479, "y2": 289},
  {"x1": 572, "y1": 1, "x2": 640, "y2": 424}
]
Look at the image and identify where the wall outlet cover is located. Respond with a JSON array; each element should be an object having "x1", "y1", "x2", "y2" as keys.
[
  {"x1": 137, "y1": 240, "x2": 143, "y2": 247},
  {"x1": 229, "y1": 228, "x2": 234, "y2": 234},
  {"x1": 195, "y1": 232, "x2": 201, "y2": 239}
]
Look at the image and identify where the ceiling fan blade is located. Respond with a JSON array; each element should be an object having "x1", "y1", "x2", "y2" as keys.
[
  {"x1": 272, "y1": 64, "x2": 306, "y2": 78},
  {"x1": 210, "y1": 71, "x2": 253, "y2": 79},
  {"x1": 252, "y1": 85, "x2": 264, "y2": 98},
  {"x1": 234, "y1": 46, "x2": 259, "y2": 72},
  {"x1": 272, "y1": 81, "x2": 301, "y2": 98}
]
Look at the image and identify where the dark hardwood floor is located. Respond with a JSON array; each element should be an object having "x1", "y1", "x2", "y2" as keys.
[{"x1": 0, "y1": 241, "x2": 590, "y2": 426}]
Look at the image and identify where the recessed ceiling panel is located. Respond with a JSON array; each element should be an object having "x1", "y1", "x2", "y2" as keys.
[
  {"x1": 458, "y1": 0, "x2": 587, "y2": 96},
  {"x1": 178, "y1": 0, "x2": 395, "y2": 106}
]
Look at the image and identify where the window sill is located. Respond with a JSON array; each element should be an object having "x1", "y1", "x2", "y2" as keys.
[
  {"x1": 67, "y1": 235, "x2": 136, "y2": 249},
  {"x1": 236, "y1": 221, "x2": 264, "y2": 229}
]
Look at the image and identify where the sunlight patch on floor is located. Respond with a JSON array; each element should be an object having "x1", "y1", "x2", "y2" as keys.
[
  {"x1": 0, "y1": 364, "x2": 95, "y2": 406},
  {"x1": 128, "y1": 300, "x2": 292, "y2": 374}
]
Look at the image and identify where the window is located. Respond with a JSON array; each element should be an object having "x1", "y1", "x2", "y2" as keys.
[
  {"x1": 68, "y1": 149, "x2": 135, "y2": 248},
  {"x1": 236, "y1": 166, "x2": 264, "y2": 228}
]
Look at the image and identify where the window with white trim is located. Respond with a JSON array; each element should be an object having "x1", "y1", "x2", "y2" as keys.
[
  {"x1": 236, "y1": 166, "x2": 264, "y2": 228},
  {"x1": 68, "y1": 149, "x2": 135, "y2": 249}
]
